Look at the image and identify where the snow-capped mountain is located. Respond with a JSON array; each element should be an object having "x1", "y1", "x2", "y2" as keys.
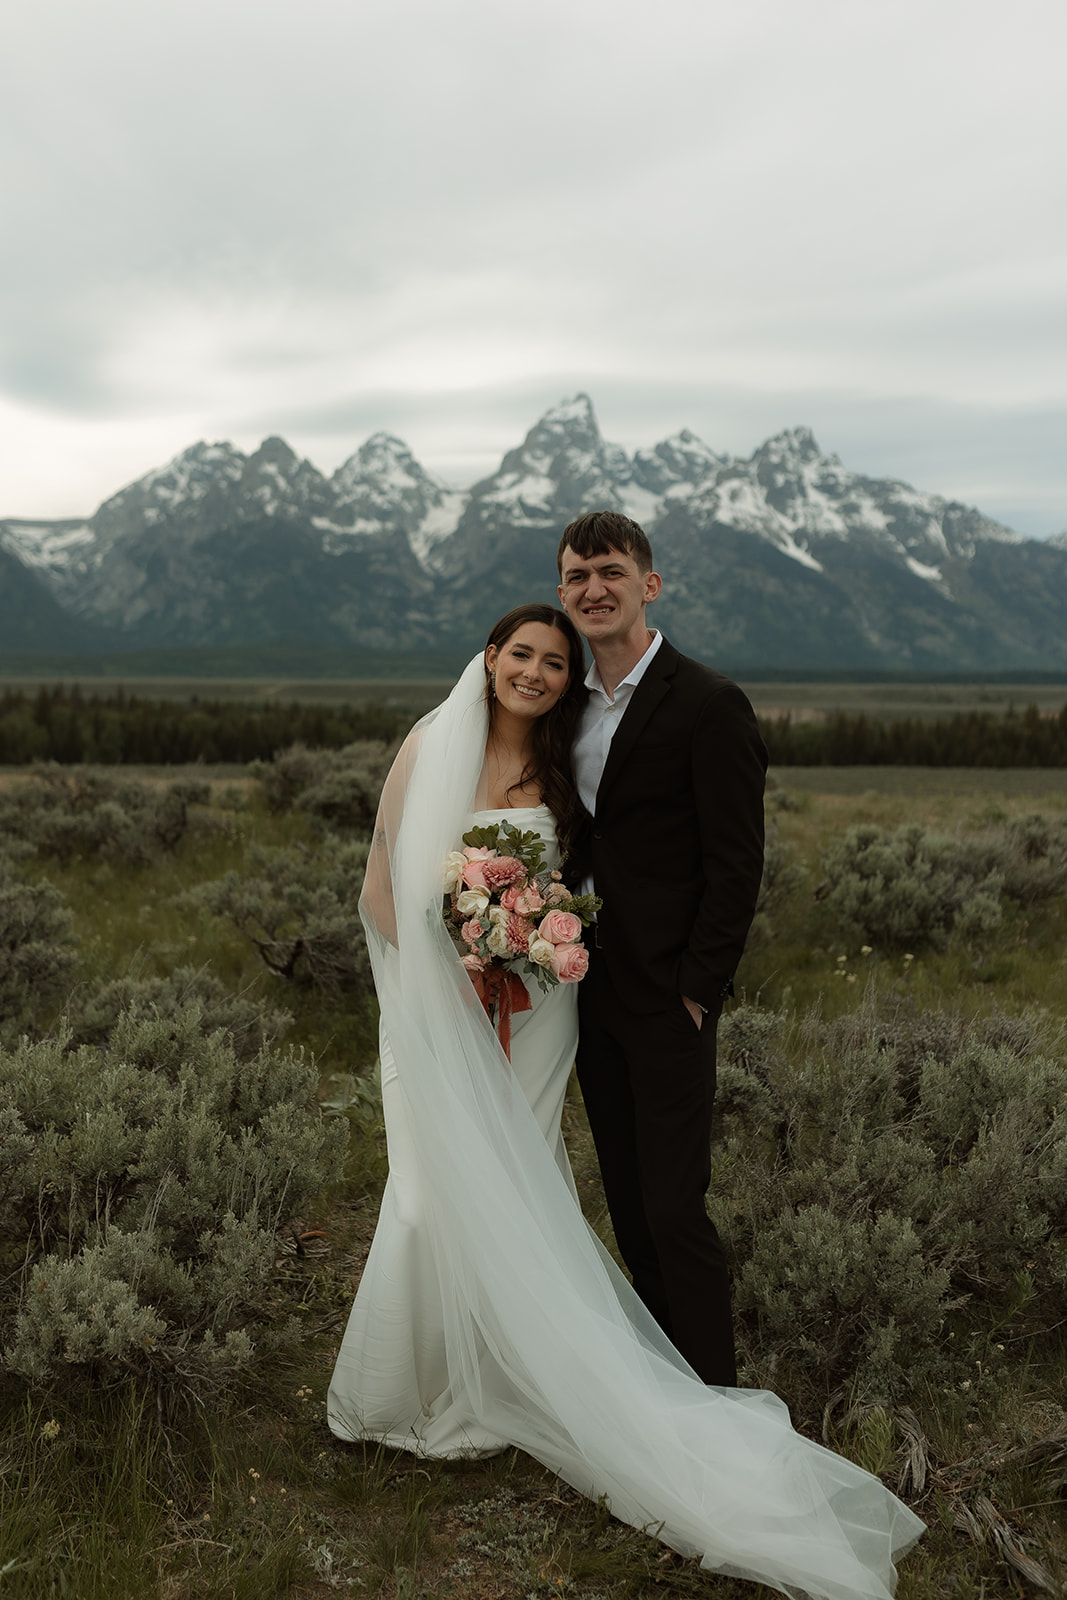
[{"x1": 2, "y1": 395, "x2": 1065, "y2": 668}]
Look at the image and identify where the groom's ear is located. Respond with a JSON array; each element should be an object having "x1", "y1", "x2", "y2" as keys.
[{"x1": 644, "y1": 571, "x2": 663, "y2": 603}]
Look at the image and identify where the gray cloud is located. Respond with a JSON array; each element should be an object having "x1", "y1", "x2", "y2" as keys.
[{"x1": 1, "y1": 0, "x2": 1064, "y2": 533}]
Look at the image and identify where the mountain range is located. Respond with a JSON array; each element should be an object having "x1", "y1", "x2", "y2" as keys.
[{"x1": 3, "y1": 394, "x2": 1066, "y2": 671}]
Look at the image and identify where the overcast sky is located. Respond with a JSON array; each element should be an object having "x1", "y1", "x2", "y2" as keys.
[{"x1": 2, "y1": 0, "x2": 1065, "y2": 535}]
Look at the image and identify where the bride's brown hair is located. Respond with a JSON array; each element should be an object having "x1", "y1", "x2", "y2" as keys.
[{"x1": 484, "y1": 604, "x2": 588, "y2": 853}]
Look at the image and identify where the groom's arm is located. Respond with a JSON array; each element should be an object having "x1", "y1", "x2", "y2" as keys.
[{"x1": 676, "y1": 681, "x2": 767, "y2": 1012}]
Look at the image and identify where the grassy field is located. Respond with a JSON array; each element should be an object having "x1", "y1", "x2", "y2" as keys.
[{"x1": 2, "y1": 763, "x2": 1066, "y2": 1598}]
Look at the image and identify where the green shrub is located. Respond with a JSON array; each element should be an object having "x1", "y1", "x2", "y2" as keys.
[
  {"x1": 249, "y1": 740, "x2": 397, "y2": 829},
  {"x1": 0, "y1": 769, "x2": 211, "y2": 866},
  {"x1": 0, "y1": 855, "x2": 77, "y2": 1041},
  {"x1": 184, "y1": 839, "x2": 372, "y2": 994},
  {"x1": 993, "y1": 812, "x2": 1067, "y2": 904},
  {"x1": 715, "y1": 995, "x2": 1067, "y2": 1403},
  {"x1": 818, "y1": 815, "x2": 1067, "y2": 951},
  {"x1": 818, "y1": 823, "x2": 1003, "y2": 949},
  {"x1": 65, "y1": 963, "x2": 291, "y2": 1055},
  {"x1": 0, "y1": 1006, "x2": 347, "y2": 1398}
]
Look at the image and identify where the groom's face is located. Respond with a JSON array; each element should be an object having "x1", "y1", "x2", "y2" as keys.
[{"x1": 558, "y1": 545, "x2": 661, "y2": 648}]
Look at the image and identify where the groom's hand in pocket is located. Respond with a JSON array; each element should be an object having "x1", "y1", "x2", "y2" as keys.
[{"x1": 681, "y1": 995, "x2": 704, "y2": 1030}]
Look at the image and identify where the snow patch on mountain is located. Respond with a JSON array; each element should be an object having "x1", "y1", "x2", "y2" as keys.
[
  {"x1": 777, "y1": 532, "x2": 824, "y2": 572},
  {"x1": 906, "y1": 556, "x2": 944, "y2": 582},
  {"x1": 0, "y1": 521, "x2": 94, "y2": 571},
  {"x1": 409, "y1": 491, "x2": 467, "y2": 566},
  {"x1": 618, "y1": 484, "x2": 662, "y2": 525}
]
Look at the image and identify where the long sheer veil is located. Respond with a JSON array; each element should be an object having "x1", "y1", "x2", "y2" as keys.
[{"x1": 349, "y1": 656, "x2": 923, "y2": 1600}]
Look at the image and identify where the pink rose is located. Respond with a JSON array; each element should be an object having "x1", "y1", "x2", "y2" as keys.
[
  {"x1": 538, "y1": 909, "x2": 582, "y2": 945},
  {"x1": 461, "y1": 951, "x2": 487, "y2": 973},
  {"x1": 481, "y1": 855, "x2": 526, "y2": 891},
  {"x1": 461, "y1": 846, "x2": 496, "y2": 889},
  {"x1": 460, "y1": 918, "x2": 483, "y2": 946},
  {"x1": 502, "y1": 882, "x2": 545, "y2": 914},
  {"x1": 550, "y1": 942, "x2": 589, "y2": 983},
  {"x1": 505, "y1": 913, "x2": 530, "y2": 954}
]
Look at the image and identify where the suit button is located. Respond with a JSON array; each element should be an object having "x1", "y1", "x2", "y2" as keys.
[{"x1": 592, "y1": 829, "x2": 602, "y2": 839}]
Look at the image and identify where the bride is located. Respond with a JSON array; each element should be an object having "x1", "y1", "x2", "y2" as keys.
[{"x1": 327, "y1": 603, "x2": 923, "y2": 1600}]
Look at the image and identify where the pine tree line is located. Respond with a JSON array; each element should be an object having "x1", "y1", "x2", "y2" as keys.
[
  {"x1": 762, "y1": 702, "x2": 1067, "y2": 767},
  {"x1": 0, "y1": 686, "x2": 410, "y2": 765},
  {"x1": 1, "y1": 685, "x2": 1065, "y2": 767}
]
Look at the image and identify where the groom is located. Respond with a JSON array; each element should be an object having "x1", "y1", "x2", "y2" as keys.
[{"x1": 557, "y1": 510, "x2": 767, "y2": 1386}]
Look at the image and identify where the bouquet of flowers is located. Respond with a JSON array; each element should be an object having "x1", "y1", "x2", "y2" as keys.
[{"x1": 442, "y1": 819, "x2": 600, "y2": 1056}]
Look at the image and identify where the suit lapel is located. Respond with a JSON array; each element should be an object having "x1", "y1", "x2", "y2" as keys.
[{"x1": 595, "y1": 639, "x2": 679, "y2": 810}]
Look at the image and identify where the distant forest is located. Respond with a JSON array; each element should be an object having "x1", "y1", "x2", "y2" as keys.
[{"x1": 2, "y1": 685, "x2": 1066, "y2": 768}]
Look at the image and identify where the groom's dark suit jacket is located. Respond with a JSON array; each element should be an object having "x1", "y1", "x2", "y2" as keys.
[{"x1": 572, "y1": 638, "x2": 767, "y2": 1015}]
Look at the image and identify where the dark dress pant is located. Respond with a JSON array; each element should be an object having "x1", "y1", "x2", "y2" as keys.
[{"x1": 576, "y1": 945, "x2": 737, "y2": 1387}]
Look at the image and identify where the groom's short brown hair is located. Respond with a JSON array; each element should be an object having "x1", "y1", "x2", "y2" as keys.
[{"x1": 557, "y1": 510, "x2": 654, "y2": 576}]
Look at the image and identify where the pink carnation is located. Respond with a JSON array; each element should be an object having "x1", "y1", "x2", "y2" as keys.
[
  {"x1": 545, "y1": 882, "x2": 572, "y2": 906},
  {"x1": 461, "y1": 846, "x2": 497, "y2": 889},
  {"x1": 550, "y1": 942, "x2": 589, "y2": 983},
  {"x1": 460, "y1": 918, "x2": 483, "y2": 946},
  {"x1": 481, "y1": 855, "x2": 526, "y2": 891},
  {"x1": 539, "y1": 909, "x2": 582, "y2": 945},
  {"x1": 501, "y1": 881, "x2": 545, "y2": 914},
  {"x1": 505, "y1": 913, "x2": 531, "y2": 954},
  {"x1": 461, "y1": 951, "x2": 487, "y2": 973}
]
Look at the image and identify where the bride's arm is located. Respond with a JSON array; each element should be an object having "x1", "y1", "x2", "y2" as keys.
[{"x1": 360, "y1": 731, "x2": 422, "y2": 948}]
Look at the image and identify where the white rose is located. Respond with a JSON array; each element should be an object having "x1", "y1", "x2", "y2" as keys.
[
  {"x1": 443, "y1": 852, "x2": 467, "y2": 894},
  {"x1": 488, "y1": 905, "x2": 510, "y2": 926},
  {"x1": 486, "y1": 923, "x2": 511, "y2": 957},
  {"x1": 528, "y1": 937, "x2": 555, "y2": 968},
  {"x1": 456, "y1": 887, "x2": 490, "y2": 916}
]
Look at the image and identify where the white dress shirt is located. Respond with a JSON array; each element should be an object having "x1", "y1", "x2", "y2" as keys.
[{"x1": 573, "y1": 629, "x2": 663, "y2": 818}]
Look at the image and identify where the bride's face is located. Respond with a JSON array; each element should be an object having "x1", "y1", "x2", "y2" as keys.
[{"x1": 485, "y1": 623, "x2": 571, "y2": 719}]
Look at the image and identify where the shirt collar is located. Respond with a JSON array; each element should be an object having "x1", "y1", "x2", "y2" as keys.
[{"x1": 583, "y1": 629, "x2": 663, "y2": 701}]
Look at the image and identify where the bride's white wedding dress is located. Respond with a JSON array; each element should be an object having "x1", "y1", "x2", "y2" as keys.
[
  {"x1": 327, "y1": 659, "x2": 923, "y2": 1600},
  {"x1": 328, "y1": 803, "x2": 579, "y2": 1455}
]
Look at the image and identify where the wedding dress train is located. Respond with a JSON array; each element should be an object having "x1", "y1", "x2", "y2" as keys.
[{"x1": 326, "y1": 660, "x2": 924, "y2": 1600}]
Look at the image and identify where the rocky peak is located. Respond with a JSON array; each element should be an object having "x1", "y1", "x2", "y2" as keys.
[
  {"x1": 750, "y1": 426, "x2": 840, "y2": 480},
  {"x1": 329, "y1": 431, "x2": 452, "y2": 536},
  {"x1": 493, "y1": 393, "x2": 606, "y2": 480},
  {"x1": 333, "y1": 432, "x2": 439, "y2": 502},
  {"x1": 100, "y1": 440, "x2": 246, "y2": 518},
  {"x1": 240, "y1": 436, "x2": 329, "y2": 514},
  {"x1": 745, "y1": 428, "x2": 851, "y2": 520},
  {"x1": 632, "y1": 428, "x2": 728, "y2": 495},
  {"x1": 470, "y1": 393, "x2": 629, "y2": 526},
  {"x1": 89, "y1": 439, "x2": 248, "y2": 545}
]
